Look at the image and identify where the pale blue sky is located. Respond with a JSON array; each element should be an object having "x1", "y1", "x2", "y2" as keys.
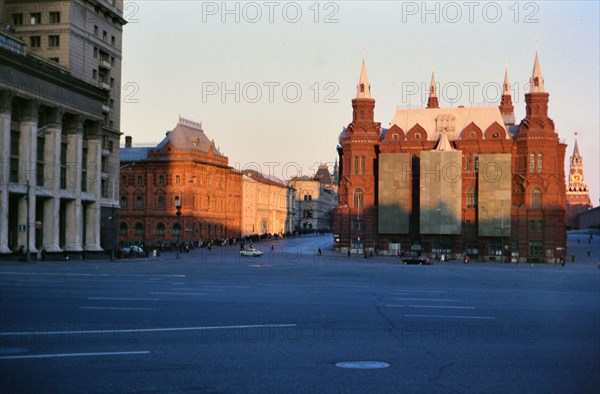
[{"x1": 121, "y1": 1, "x2": 599, "y2": 204}]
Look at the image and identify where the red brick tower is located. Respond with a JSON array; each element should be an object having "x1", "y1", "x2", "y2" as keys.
[
  {"x1": 514, "y1": 51, "x2": 567, "y2": 261},
  {"x1": 499, "y1": 68, "x2": 515, "y2": 126},
  {"x1": 566, "y1": 134, "x2": 593, "y2": 228},
  {"x1": 426, "y1": 71, "x2": 439, "y2": 109},
  {"x1": 333, "y1": 61, "x2": 381, "y2": 253}
]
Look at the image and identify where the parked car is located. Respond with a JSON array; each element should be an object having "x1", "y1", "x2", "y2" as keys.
[
  {"x1": 120, "y1": 245, "x2": 145, "y2": 258},
  {"x1": 403, "y1": 256, "x2": 432, "y2": 265},
  {"x1": 240, "y1": 247, "x2": 263, "y2": 257}
]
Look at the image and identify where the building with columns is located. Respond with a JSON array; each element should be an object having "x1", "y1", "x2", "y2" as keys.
[
  {"x1": 334, "y1": 52, "x2": 567, "y2": 262},
  {"x1": 0, "y1": 30, "x2": 118, "y2": 258},
  {"x1": 118, "y1": 118, "x2": 242, "y2": 249},
  {"x1": 566, "y1": 135, "x2": 593, "y2": 228}
]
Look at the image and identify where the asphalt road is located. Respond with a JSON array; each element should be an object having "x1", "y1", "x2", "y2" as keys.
[{"x1": 1, "y1": 234, "x2": 599, "y2": 393}]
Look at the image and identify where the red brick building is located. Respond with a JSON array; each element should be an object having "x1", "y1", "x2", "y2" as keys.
[
  {"x1": 334, "y1": 53, "x2": 567, "y2": 262},
  {"x1": 118, "y1": 117, "x2": 242, "y2": 249}
]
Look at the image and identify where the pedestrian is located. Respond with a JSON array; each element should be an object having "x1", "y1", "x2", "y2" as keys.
[
  {"x1": 571, "y1": 255, "x2": 575, "y2": 263},
  {"x1": 347, "y1": 250, "x2": 351, "y2": 258},
  {"x1": 271, "y1": 245, "x2": 274, "y2": 252},
  {"x1": 587, "y1": 249, "x2": 591, "y2": 257},
  {"x1": 318, "y1": 248, "x2": 322, "y2": 256}
]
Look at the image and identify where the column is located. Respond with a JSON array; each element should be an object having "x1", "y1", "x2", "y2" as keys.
[
  {"x1": 18, "y1": 100, "x2": 39, "y2": 253},
  {"x1": 64, "y1": 116, "x2": 83, "y2": 251},
  {"x1": 0, "y1": 91, "x2": 13, "y2": 254},
  {"x1": 85, "y1": 122, "x2": 102, "y2": 251},
  {"x1": 42, "y1": 108, "x2": 63, "y2": 252}
]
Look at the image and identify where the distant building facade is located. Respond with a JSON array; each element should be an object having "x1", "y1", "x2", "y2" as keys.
[
  {"x1": 118, "y1": 118, "x2": 242, "y2": 248},
  {"x1": 289, "y1": 164, "x2": 338, "y2": 232},
  {"x1": 241, "y1": 170, "x2": 294, "y2": 237},
  {"x1": 565, "y1": 135, "x2": 593, "y2": 228},
  {"x1": 334, "y1": 54, "x2": 567, "y2": 262}
]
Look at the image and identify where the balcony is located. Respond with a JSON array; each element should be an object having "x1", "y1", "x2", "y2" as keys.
[
  {"x1": 99, "y1": 81, "x2": 110, "y2": 91},
  {"x1": 99, "y1": 59, "x2": 112, "y2": 70},
  {"x1": 102, "y1": 104, "x2": 110, "y2": 113}
]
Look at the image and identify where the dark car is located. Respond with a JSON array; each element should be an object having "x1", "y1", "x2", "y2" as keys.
[{"x1": 403, "y1": 256, "x2": 433, "y2": 265}]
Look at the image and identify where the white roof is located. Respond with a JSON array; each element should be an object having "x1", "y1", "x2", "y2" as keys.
[{"x1": 390, "y1": 105, "x2": 507, "y2": 141}]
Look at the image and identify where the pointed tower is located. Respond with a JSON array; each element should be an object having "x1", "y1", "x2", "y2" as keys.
[
  {"x1": 499, "y1": 68, "x2": 515, "y2": 125},
  {"x1": 334, "y1": 60, "x2": 381, "y2": 253},
  {"x1": 426, "y1": 71, "x2": 439, "y2": 109},
  {"x1": 566, "y1": 133, "x2": 592, "y2": 227},
  {"x1": 514, "y1": 50, "x2": 567, "y2": 261}
]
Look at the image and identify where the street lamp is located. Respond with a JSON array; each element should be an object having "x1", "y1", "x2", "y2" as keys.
[
  {"x1": 436, "y1": 208, "x2": 443, "y2": 259},
  {"x1": 175, "y1": 203, "x2": 182, "y2": 259},
  {"x1": 24, "y1": 124, "x2": 55, "y2": 262},
  {"x1": 111, "y1": 163, "x2": 135, "y2": 261}
]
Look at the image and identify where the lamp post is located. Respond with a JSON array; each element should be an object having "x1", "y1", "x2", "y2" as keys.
[
  {"x1": 436, "y1": 208, "x2": 443, "y2": 259},
  {"x1": 176, "y1": 203, "x2": 182, "y2": 259},
  {"x1": 25, "y1": 124, "x2": 55, "y2": 262},
  {"x1": 110, "y1": 163, "x2": 135, "y2": 261}
]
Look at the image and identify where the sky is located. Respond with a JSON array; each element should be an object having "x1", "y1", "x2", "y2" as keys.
[{"x1": 120, "y1": 1, "x2": 599, "y2": 204}]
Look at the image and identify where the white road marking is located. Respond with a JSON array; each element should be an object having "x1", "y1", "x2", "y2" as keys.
[
  {"x1": 392, "y1": 290, "x2": 449, "y2": 294},
  {"x1": 407, "y1": 305, "x2": 475, "y2": 309},
  {"x1": 80, "y1": 307, "x2": 157, "y2": 311},
  {"x1": 393, "y1": 298, "x2": 461, "y2": 302},
  {"x1": 0, "y1": 323, "x2": 298, "y2": 337},
  {"x1": 150, "y1": 292, "x2": 207, "y2": 296},
  {"x1": 87, "y1": 297, "x2": 159, "y2": 301},
  {"x1": 0, "y1": 350, "x2": 150, "y2": 360},
  {"x1": 404, "y1": 314, "x2": 495, "y2": 320},
  {"x1": 0, "y1": 272, "x2": 185, "y2": 278}
]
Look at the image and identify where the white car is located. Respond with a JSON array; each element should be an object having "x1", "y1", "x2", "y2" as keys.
[{"x1": 240, "y1": 248, "x2": 263, "y2": 257}]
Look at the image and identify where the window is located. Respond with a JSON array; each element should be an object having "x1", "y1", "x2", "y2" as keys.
[
  {"x1": 121, "y1": 175, "x2": 126, "y2": 185},
  {"x1": 352, "y1": 219, "x2": 362, "y2": 230},
  {"x1": 157, "y1": 196, "x2": 165, "y2": 209},
  {"x1": 173, "y1": 223, "x2": 181, "y2": 236},
  {"x1": 101, "y1": 180, "x2": 108, "y2": 197},
  {"x1": 159, "y1": 175, "x2": 164, "y2": 185},
  {"x1": 135, "y1": 223, "x2": 143, "y2": 236},
  {"x1": 136, "y1": 196, "x2": 143, "y2": 209},
  {"x1": 94, "y1": 25, "x2": 99, "y2": 36},
  {"x1": 176, "y1": 175, "x2": 180, "y2": 184},
  {"x1": 156, "y1": 223, "x2": 165, "y2": 236},
  {"x1": 111, "y1": 56, "x2": 115, "y2": 66},
  {"x1": 30, "y1": 13, "x2": 41, "y2": 24},
  {"x1": 530, "y1": 220, "x2": 535, "y2": 231},
  {"x1": 537, "y1": 154, "x2": 542, "y2": 172},
  {"x1": 48, "y1": 57, "x2": 59, "y2": 63},
  {"x1": 354, "y1": 156, "x2": 359, "y2": 174},
  {"x1": 92, "y1": 70, "x2": 97, "y2": 80},
  {"x1": 103, "y1": 30, "x2": 108, "y2": 41},
  {"x1": 30, "y1": 36, "x2": 41, "y2": 48},
  {"x1": 119, "y1": 223, "x2": 128, "y2": 235},
  {"x1": 529, "y1": 242, "x2": 543, "y2": 257},
  {"x1": 466, "y1": 154, "x2": 472, "y2": 172},
  {"x1": 49, "y1": 11, "x2": 60, "y2": 23},
  {"x1": 360, "y1": 156, "x2": 366, "y2": 174},
  {"x1": 137, "y1": 175, "x2": 142, "y2": 185},
  {"x1": 111, "y1": 35, "x2": 116, "y2": 46},
  {"x1": 49, "y1": 35, "x2": 60, "y2": 47},
  {"x1": 529, "y1": 153, "x2": 535, "y2": 173},
  {"x1": 120, "y1": 196, "x2": 127, "y2": 208},
  {"x1": 467, "y1": 188, "x2": 477, "y2": 208},
  {"x1": 415, "y1": 133, "x2": 421, "y2": 140},
  {"x1": 531, "y1": 188, "x2": 542, "y2": 209},
  {"x1": 465, "y1": 220, "x2": 471, "y2": 231},
  {"x1": 12, "y1": 13, "x2": 23, "y2": 25},
  {"x1": 353, "y1": 188, "x2": 363, "y2": 209},
  {"x1": 93, "y1": 47, "x2": 98, "y2": 58},
  {"x1": 538, "y1": 220, "x2": 543, "y2": 232}
]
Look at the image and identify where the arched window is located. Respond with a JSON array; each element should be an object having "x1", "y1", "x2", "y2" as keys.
[
  {"x1": 529, "y1": 153, "x2": 535, "y2": 173},
  {"x1": 120, "y1": 196, "x2": 127, "y2": 208},
  {"x1": 157, "y1": 195, "x2": 165, "y2": 209},
  {"x1": 156, "y1": 223, "x2": 165, "y2": 236},
  {"x1": 173, "y1": 223, "x2": 181, "y2": 236},
  {"x1": 136, "y1": 196, "x2": 143, "y2": 209},
  {"x1": 537, "y1": 154, "x2": 543, "y2": 172},
  {"x1": 360, "y1": 156, "x2": 366, "y2": 174},
  {"x1": 531, "y1": 188, "x2": 542, "y2": 209},
  {"x1": 354, "y1": 156, "x2": 359, "y2": 174},
  {"x1": 119, "y1": 223, "x2": 128, "y2": 235},
  {"x1": 353, "y1": 188, "x2": 363, "y2": 209},
  {"x1": 176, "y1": 175, "x2": 180, "y2": 184},
  {"x1": 135, "y1": 222, "x2": 143, "y2": 235},
  {"x1": 467, "y1": 189, "x2": 477, "y2": 208}
]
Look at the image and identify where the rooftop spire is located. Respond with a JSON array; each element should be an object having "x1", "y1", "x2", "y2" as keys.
[
  {"x1": 529, "y1": 50, "x2": 545, "y2": 93},
  {"x1": 356, "y1": 60, "x2": 372, "y2": 99},
  {"x1": 426, "y1": 70, "x2": 439, "y2": 109},
  {"x1": 573, "y1": 132, "x2": 580, "y2": 156},
  {"x1": 503, "y1": 68, "x2": 511, "y2": 95}
]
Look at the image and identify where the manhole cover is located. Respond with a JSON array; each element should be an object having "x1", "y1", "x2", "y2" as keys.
[{"x1": 335, "y1": 361, "x2": 390, "y2": 369}]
